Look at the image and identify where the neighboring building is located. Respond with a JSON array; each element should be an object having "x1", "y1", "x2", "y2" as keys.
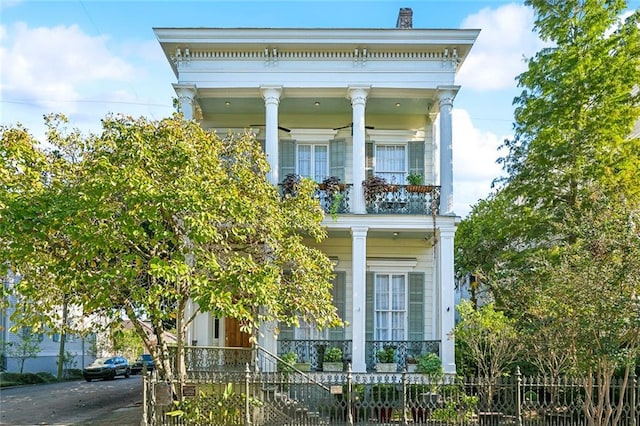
[
  {"x1": 1, "y1": 272, "x2": 95, "y2": 374},
  {"x1": 154, "y1": 8, "x2": 479, "y2": 374}
]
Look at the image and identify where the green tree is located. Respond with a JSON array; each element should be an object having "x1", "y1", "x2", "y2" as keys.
[
  {"x1": 455, "y1": 1, "x2": 640, "y2": 424},
  {"x1": 1, "y1": 114, "x2": 341, "y2": 396},
  {"x1": 454, "y1": 301, "x2": 520, "y2": 411}
]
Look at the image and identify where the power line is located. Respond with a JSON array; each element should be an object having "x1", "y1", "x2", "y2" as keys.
[{"x1": 2, "y1": 98, "x2": 172, "y2": 108}]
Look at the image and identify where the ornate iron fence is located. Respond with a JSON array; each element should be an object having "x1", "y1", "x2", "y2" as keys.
[{"x1": 142, "y1": 364, "x2": 640, "y2": 425}]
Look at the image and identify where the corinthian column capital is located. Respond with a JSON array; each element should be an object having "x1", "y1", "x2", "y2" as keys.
[
  {"x1": 348, "y1": 86, "x2": 370, "y2": 107},
  {"x1": 261, "y1": 86, "x2": 282, "y2": 106}
]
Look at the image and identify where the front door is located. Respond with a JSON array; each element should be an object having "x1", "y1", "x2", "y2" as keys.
[{"x1": 224, "y1": 318, "x2": 251, "y2": 348}]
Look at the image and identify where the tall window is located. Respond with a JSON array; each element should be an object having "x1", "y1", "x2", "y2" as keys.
[
  {"x1": 374, "y1": 273, "x2": 406, "y2": 341},
  {"x1": 376, "y1": 145, "x2": 406, "y2": 184},
  {"x1": 297, "y1": 144, "x2": 328, "y2": 182}
]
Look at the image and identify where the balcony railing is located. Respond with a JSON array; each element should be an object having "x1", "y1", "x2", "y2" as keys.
[
  {"x1": 279, "y1": 182, "x2": 440, "y2": 215},
  {"x1": 277, "y1": 339, "x2": 352, "y2": 372},
  {"x1": 366, "y1": 340, "x2": 440, "y2": 372},
  {"x1": 365, "y1": 185, "x2": 440, "y2": 215}
]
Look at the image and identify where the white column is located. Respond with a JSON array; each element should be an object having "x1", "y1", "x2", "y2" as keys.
[
  {"x1": 261, "y1": 86, "x2": 282, "y2": 185},
  {"x1": 436, "y1": 226, "x2": 456, "y2": 374},
  {"x1": 174, "y1": 84, "x2": 196, "y2": 120},
  {"x1": 349, "y1": 87, "x2": 369, "y2": 214},
  {"x1": 350, "y1": 226, "x2": 368, "y2": 372},
  {"x1": 437, "y1": 86, "x2": 458, "y2": 215}
]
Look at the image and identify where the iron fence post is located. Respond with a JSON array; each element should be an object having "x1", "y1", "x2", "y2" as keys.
[
  {"x1": 141, "y1": 373, "x2": 148, "y2": 426},
  {"x1": 516, "y1": 366, "x2": 522, "y2": 426},
  {"x1": 245, "y1": 363, "x2": 251, "y2": 426},
  {"x1": 347, "y1": 363, "x2": 354, "y2": 426},
  {"x1": 401, "y1": 368, "x2": 408, "y2": 426},
  {"x1": 631, "y1": 370, "x2": 637, "y2": 426}
]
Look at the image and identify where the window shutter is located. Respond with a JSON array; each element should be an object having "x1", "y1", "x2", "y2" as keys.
[
  {"x1": 408, "y1": 272, "x2": 425, "y2": 341},
  {"x1": 365, "y1": 141, "x2": 374, "y2": 179},
  {"x1": 329, "y1": 139, "x2": 346, "y2": 181},
  {"x1": 408, "y1": 141, "x2": 425, "y2": 179},
  {"x1": 279, "y1": 139, "x2": 296, "y2": 180},
  {"x1": 328, "y1": 271, "x2": 346, "y2": 340},
  {"x1": 366, "y1": 272, "x2": 374, "y2": 341}
]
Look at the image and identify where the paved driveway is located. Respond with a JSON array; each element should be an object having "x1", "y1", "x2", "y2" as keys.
[{"x1": 0, "y1": 376, "x2": 142, "y2": 425}]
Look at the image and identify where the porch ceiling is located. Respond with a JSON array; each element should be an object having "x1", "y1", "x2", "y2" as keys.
[
  {"x1": 196, "y1": 89, "x2": 436, "y2": 129},
  {"x1": 326, "y1": 228, "x2": 435, "y2": 240}
]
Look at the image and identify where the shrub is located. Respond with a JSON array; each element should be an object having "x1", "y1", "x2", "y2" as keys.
[{"x1": 324, "y1": 347, "x2": 343, "y2": 363}]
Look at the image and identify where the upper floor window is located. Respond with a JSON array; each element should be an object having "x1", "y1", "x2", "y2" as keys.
[
  {"x1": 374, "y1": 273, "x2": 406, "y2": 341},
  {"x1": 297, "y1": 144, "x2": 328, "y2": 182},
  {"x1": 375, "y1": 145, "x2": 406, "y2": 184}
]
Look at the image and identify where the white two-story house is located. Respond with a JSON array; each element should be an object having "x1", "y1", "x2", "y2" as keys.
[{"x1": 154, "y1": 8, "x2": 478, "y2": 375}]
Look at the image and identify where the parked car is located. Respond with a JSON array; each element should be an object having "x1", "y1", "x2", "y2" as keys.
[
  {"x1": 83, "y1": 356, "x2": 130, "y2": 382},
  {"x1": 131, "y1": 354, "x2": 155, "y2": 375}
]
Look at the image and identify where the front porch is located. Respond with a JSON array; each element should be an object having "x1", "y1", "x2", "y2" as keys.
[{"x1": 169, "y1": 343, "x2": 440, "y2": 375}]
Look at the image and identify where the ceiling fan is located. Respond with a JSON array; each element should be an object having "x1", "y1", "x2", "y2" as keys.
[
  {"x1": 333, "y1": 122, "x2": 375, "y2": 131},
  {"x1": 249, "y1": 124, "x2": 291, "y2": 133}
]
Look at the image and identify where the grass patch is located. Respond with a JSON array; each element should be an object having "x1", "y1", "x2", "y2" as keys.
[{"x1": 0, "y1": 371, "x2": 60, "y2": 387}]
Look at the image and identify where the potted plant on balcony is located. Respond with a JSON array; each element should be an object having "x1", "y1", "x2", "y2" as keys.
[
  {"x1": 281, "y1": 173, "x2": 301, "y2": 197},
  {"x1": 375, "y1": 345, "x2": 397, "y2": 373},
  {"x1": 323, "y1": 347, "x2": 343, "y2": 372},
  {"x1": 406, "y1": 355, "x2": 419, "y2": 373},
  {"x1": 406, "y1": 172, "x2": 432, "y2": 193},
  {"x1": 362, "y1": 175, "x2": 389, "y2": 204},
  {"x1": 321, "y1": 176, "x2": 346, "y2": 219}
]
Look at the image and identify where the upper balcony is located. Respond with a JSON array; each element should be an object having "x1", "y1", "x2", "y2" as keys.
[{"x1": 279, "y1": 181, "x2": 440, "y2": 215}]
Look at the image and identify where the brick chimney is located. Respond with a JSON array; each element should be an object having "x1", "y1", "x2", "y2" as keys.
[{"x1": 396, "y1": 8, "x2": 413, "y2": 29}]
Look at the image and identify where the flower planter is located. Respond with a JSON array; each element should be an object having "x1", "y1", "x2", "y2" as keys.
[
  {"x1": 295, "y1": 362, "x2": 311, "y2": 372},
  {"x1": 323, "y1": 362, "x2": 343, "y2": 372},
  {"x1": 406, "y1": 184, "x2": 433, "y2": 193},
  {"x1": 376, "y1": 362, "x2": 397, "y2": 373}
]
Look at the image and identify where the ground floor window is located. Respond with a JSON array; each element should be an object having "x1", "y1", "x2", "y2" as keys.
[{"x1": 374, "y1": 273, "x2": 406, "y2": 340}]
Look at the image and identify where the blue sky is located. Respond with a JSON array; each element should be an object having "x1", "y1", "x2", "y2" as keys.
[{"x1": 2, "y1": 0, "x2": 637, "y2": 216}]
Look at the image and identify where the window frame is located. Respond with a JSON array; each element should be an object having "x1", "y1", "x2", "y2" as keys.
[
  {"x1": 373, "y1": 272, "x2": 408, "y2": 341},
  {"x1": 296, "y1": 143, "x2": 329, "y2": 182}
]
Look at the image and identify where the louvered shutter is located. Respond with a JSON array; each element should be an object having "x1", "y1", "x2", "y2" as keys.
[
  {"x1": 365, "y1": 141, "x2": 374, "y2": 179},
  {"x1": 408, "y1": 272, "x2": 425, "y2": 341},
  {"x1": 408, "y1": 141, "x2": 425, "y2": 180},
  {"x1": 279, "y1": 139, "x2": 295, "y2": 180},
  {"x1": 365, "y1": 272, "x2": 375, "y2": 341},
  {"x1": 328, "y1": 271, "x2": 346, "y2": 340},
  {"x1": 329, "y1": 139, "x2": 346, "y2": 181}
]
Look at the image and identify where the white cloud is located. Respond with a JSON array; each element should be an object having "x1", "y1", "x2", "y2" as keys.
[
  {"x1": 458, "y1": 3, "x2": 544, "y2": 91},
  {"x1": 1, "y1": 22, "x2": 134, "y2": 112},
  {"x1": 453, "y1": 109, "x2": 506, "y2": 217}
]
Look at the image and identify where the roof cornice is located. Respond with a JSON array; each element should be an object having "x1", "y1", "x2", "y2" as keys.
[{"x1": 153, "y1": 27, "x2": 480, "y2": 47}]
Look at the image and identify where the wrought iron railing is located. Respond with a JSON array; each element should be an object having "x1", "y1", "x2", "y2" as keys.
[
  {"x1": 278, "y1": 182, "x2": 441, "y2": 215},
  {"x1": 277, "y1": 339, "x2": 353, "y2": 372},
  {"x1": 366, "y1": 340, "x2": 440, "y2": 372},
  {"x1": 167, "y1": 346, "x2": 255, "y2": 378},
  {"x1": 365, "y1": 185, "x2": 440, "y2": 215},
  {"x1": 315, "y1": 184, "x2": 352, "y2": 215},
  {"x1": 144, "y1": 367, "x2": 640, "y2": 425}
]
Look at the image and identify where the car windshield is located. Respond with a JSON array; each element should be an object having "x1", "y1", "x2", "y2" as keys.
[
  {"x1": 142, "y1": 355, "x2": 153, "y2": 361},
  {"x1": 93, "y1": 358, "x2": 112, "y2": 365}
]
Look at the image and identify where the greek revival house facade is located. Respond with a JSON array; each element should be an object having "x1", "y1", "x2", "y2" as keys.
[{"x1": 154, "y1": 10, "x2": 479, "y2": 375}]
